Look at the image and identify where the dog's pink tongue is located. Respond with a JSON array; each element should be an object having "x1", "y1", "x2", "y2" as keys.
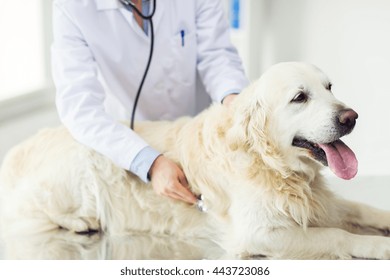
[{"x1": 318, "y1": 140, "x2": 358, "y2": 180}]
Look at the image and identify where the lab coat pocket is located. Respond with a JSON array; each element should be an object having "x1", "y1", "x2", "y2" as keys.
[{"x1": 168, "y1": 31, "x2": 197, "y2": 86}]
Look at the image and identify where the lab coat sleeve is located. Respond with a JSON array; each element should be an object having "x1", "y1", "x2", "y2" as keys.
[
  {"x1": 51, "y1": 3, "x2": 149, "y2": 173},
  {"x1": 195, "y1": 0, "x2": 249, "y2": 103},
  {"x1": 130, "y1": 146, "x2": 161, "y2": 182}
]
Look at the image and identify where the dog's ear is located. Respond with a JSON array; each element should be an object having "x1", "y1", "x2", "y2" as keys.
[
  {"x1": 226, "y1": 81, "x2": 268, "y2": 152},
  {"x1": 226, "y1": 82, "x2": 288, "y2": 175}
]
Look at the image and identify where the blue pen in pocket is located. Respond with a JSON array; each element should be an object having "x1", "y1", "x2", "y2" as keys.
[{"x1": 180, "y1": 30, "x2": 185, "y2": 47}]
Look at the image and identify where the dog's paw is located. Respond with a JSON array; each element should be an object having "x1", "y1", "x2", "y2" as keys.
[
  {"x1": 373, "y1": 240, "x2": 390, "y2": 260},
  {"x1": 56, "y1": 216, "x2": 100, "y2": 233},
  {"x1": 73, "y1": 217, "x2": 100, "y2": 234},
  {"x1": 349, "y1": 236, "x2": 390, "y2": 260}
]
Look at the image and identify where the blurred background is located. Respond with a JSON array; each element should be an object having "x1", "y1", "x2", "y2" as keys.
[{"x1": 0, "y1": 0, "x2": 389, "y2": 209}]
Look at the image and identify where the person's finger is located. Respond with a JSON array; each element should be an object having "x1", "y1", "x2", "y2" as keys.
[
  {"x1": 179, "y1": 174, "x2": 189, "y2": 188},
  {"x1": 166, "y1": 191, "x2": 184, "y2": 202},
  {"x1": 173, "y1": 182, "x2": 197, "y2": 204},
  {"x1": 172, "y1": 191, "x2": 195, "y2": 204},
  {"x1": 176, "y1": 170, "x2": 197, "y2": 203},
  {"x1": 158, "y1": 183, "x2": 197, "y2": 204}
]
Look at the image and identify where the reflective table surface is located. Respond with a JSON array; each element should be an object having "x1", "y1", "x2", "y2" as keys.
[{"x1": 0, "y1": 230, "x2": 225, "y2": 260}]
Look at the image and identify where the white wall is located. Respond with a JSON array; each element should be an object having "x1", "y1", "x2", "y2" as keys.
[
  {"x1": 0, "y1": 0, "x2": 54, "y2": 121},
  {"x1": 230, "y1": 0, "x2": 390, "y2": 177},
  {"x1": 0, "y1": 0, "x2": 46, "y2": 100}
]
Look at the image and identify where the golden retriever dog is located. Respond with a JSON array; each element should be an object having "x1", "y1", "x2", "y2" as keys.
[{"x1": 1, "y1": 62, "x2": 390, "y2": 259}]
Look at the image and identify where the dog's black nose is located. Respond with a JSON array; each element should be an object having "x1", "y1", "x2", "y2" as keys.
[{"x1": 338, "y1": 109, "x2": 358, "y2": 133}]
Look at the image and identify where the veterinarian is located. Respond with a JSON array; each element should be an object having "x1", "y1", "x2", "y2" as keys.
[{"x1": 52, "y1": 0, "x2": 248, "y2": 205}]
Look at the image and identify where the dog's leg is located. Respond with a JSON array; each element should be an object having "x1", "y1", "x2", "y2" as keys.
[
  {"x1": 243, "y1": 227, "x2": 390, "y2": 259},
  {"x1": 49, "y1": 214, "x2": 100, "y2": 234},
  {"x1": 34, "y1": 181, "x2": 101, "y2": 234},
  {"x1": 336, "y1": 199, "x2": 390, "y2": 236}
]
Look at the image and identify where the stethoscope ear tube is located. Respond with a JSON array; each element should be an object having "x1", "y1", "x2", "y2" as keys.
[{"x1": 120, "y1": 0, "x2": 157, "y2": 129}]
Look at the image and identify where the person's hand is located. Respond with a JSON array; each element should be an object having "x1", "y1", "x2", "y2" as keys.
[
  {"x1": 222, "y1": 93, "x2": 238, "y2": 106},
  {"x1": 148, "y1": 155, "x2": 198, "y2": 204}
]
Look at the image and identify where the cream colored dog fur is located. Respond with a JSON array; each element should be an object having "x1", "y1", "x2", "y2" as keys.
[{"x1": 1, "y1": 62, "x2": 390, "y2": 259}]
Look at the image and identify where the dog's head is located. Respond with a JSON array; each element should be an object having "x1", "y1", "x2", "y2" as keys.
[{"x1": 229, "y1": 62, "x2": 358, "y2": 180}]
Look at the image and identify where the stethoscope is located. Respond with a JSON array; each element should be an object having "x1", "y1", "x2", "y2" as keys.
[{"x1": 120, "y1": 0, "x2": 157, "y2": 130}]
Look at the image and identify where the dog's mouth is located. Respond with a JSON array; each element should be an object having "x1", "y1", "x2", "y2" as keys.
[{"x1": 292, "y1": 137, "x2": 358, "y2": 180}]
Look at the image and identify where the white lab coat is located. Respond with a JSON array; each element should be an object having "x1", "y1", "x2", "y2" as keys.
[{"x1": 52, "y1": 0, "x2": 249, "y2": 171}]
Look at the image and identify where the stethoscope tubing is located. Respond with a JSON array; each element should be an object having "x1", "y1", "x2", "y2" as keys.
[{"x1": 120, "y1": 0, "x2": 157, "y2": 130}]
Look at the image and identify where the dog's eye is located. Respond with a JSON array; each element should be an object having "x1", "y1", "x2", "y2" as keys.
[
  {"x1": 326, "y1": 83, "x2": 332, "y2": 91},
  {"x1": 291, "y1": 92, "x2": 308, "y2": 103}
]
